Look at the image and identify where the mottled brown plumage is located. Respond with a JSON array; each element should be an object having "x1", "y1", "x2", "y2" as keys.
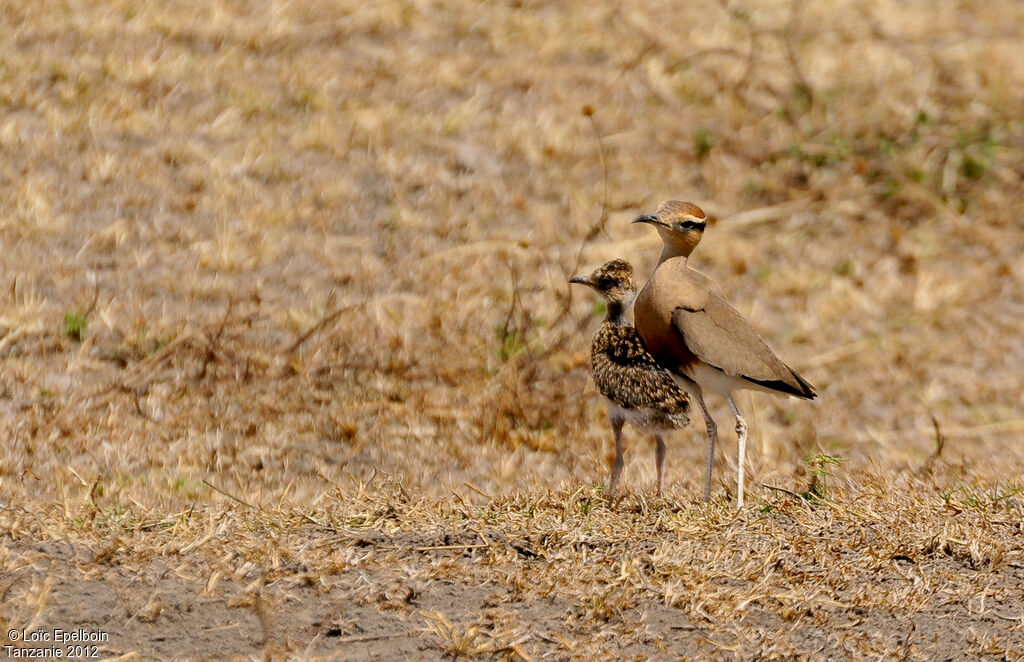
[
  {"x1": 589, "y1": 322, "x2": 691, "y2": 430},
  {"x1": 633, "y1": 201, "x2": 818, "y2": 508},
  {"x1": 571, "y1": 259, "x2": 691, "y2": 497}
]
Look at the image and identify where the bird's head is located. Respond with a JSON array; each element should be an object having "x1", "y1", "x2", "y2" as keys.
[
  {"x1": 569, "y1": 258, "x2": 636, "y2": 306},
  {"x1": 633, "y1": 200, "x2": 707, "y2": 258}
]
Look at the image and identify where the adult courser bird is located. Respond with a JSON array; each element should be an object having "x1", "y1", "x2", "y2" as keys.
[
  {"x1": 632, "y1": 201, "x2": 816, "y2": 508},
  {"x1": 570, "y1": 259, "x2": 691, "y2": 497}
]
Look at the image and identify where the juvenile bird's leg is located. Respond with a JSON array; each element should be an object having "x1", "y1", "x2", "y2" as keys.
[
  {"x1": 727, "y1": 396, "x2": 748, "y2": 509},
  {"x1": 654, "y1": 434, "x2": 666, "y2": 497},
  {"x1": 608, "y1": 414, "x2": 625, "y2": 498},
  {"x1": 694, "y1": 391, "x2": 717, "y2": 501}
]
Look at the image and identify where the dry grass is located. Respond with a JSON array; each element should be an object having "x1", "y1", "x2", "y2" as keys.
[{"x1": 1, "y1": 0, "x2": 1023, "y2": 659}]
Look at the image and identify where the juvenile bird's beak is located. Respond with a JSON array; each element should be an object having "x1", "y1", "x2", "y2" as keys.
[
  {"x1": 569, "y1": 276, "x2": 590, "y2": 286},
  {"x1": 632, "y1": 213, "x2": 660, "y2": 226}
]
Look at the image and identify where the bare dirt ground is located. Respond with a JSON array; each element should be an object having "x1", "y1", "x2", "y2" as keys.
[{"x1": 2, "y1": 0, "x2": 1024, "y2": 659}]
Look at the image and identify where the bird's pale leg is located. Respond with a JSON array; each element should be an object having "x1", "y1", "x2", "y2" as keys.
[
  {"x1": 694, "y1": 391, "x2": 717, "y2": 501},
  {"x1": 654, "y1": 434, "x2": 666, "y2": 497},
  {"x1": 728, "y1": 396, "x2": 748, "y2": 509},
  {"x1": 608, "y1": 415, "x2": 625, "y2": 498}
]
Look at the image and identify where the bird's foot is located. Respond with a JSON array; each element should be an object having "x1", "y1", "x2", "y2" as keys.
[{"x1": 735, "y1": 418, "x2": 747, "y2": 437}]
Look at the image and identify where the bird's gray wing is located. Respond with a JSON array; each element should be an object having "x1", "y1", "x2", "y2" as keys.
[{"x1": 672, "y1": 292, "x2": 816, "y2": 398}]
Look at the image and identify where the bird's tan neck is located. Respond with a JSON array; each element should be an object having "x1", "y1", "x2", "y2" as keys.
[
  {"x1": 655, "y1": 254, "x2": 692, "y2": 277},
  {"x1": 658, "y1": 243, "x2": 694, "y2": 264}
]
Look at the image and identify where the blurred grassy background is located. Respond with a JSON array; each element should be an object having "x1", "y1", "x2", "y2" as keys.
[{"x1": 1, "y1": 0, "x2": 1023, "y2": 511}]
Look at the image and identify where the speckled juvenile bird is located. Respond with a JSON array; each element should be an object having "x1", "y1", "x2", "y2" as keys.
[
  {"x1": 570, "y1": 259, "x2": 691, "y2": 498},
  {"x1": 633, "y1": 200, "x2": 817, "y2": 509}
]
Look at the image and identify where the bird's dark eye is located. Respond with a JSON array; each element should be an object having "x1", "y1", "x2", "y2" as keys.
[{"x1": 596, "y1": 277, "x2": 614, "y2": 290}]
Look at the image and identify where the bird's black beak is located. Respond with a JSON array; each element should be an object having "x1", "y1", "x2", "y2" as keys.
[
  {"x1": 569, "y1": 276, "x2": 590, "y2": 286},
  {"x1": 632, "y1": 213, "x2": 660, "y2": 226}
]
